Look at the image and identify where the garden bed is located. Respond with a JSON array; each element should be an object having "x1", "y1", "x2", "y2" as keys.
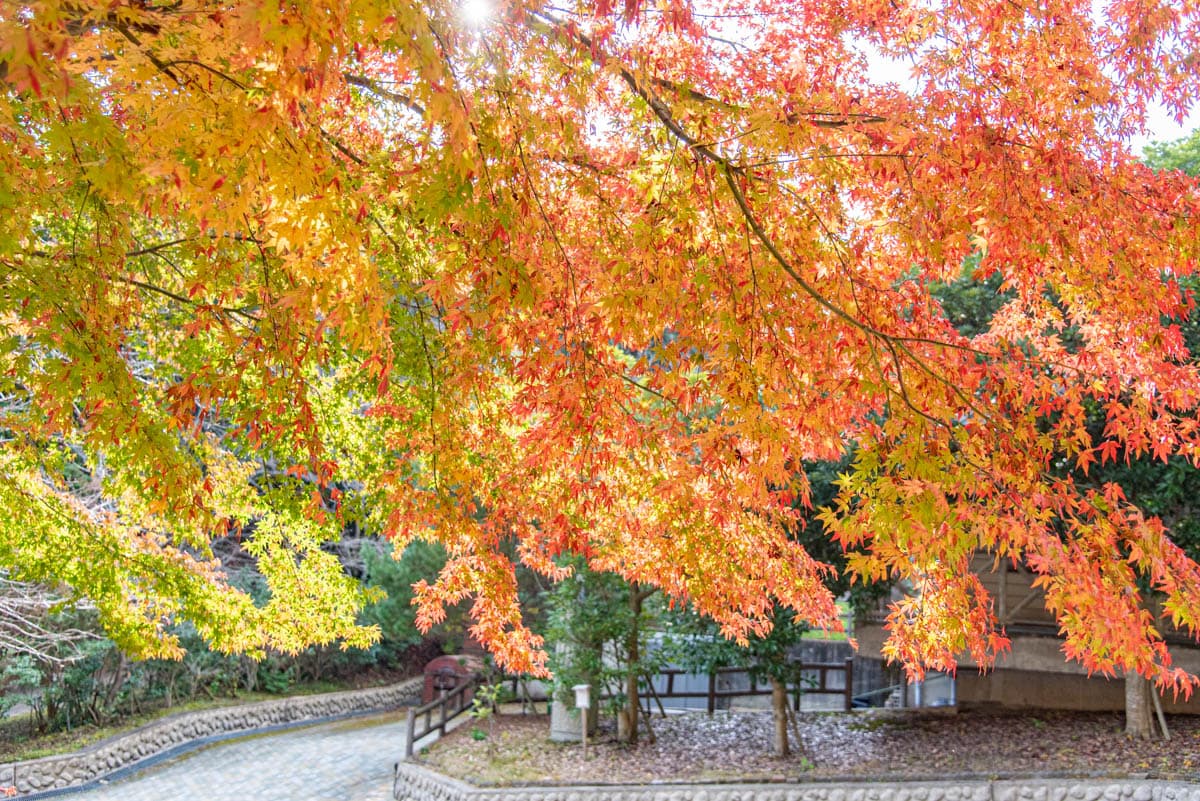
[{"x1": 417, "y1": 708, "x2": 1199, "y2": 786}]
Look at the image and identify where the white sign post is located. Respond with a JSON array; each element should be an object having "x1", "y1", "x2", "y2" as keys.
[{"x1": 572, "y1": 684, "x2": 591, "y2": 758}]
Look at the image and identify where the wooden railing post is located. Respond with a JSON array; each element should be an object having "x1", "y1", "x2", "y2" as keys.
[
  {"x1": 404, "y1": 675, "x2": 482, "y2": 759},
  {"x1": 844, "y1": 657, "x2": 854, "y2": 711},
  {"x1": 404, "y1": 707, "x2": 416, "y2": 759},
  {"x1": 706, "y1": 672, "x2": 716, "y2": 715}
]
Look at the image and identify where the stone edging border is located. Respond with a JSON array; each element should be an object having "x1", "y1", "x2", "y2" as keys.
[
  {"x1": 394, "y1": 763, "x2": 1200, "y2": 801},
  {"x1": 2, "y1": 676, "x2": 423, "y2": 797}
]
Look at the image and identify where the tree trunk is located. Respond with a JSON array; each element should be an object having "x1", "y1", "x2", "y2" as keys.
[
  {"x1": 770, "y1": 677, "x2": 790, "y2": 757},
  {"x1": 1124, "y1": 671, "x2": 1155, "y2": 739},
  {"x1": 618, "y1": 584, "x2": 643, "y2": 745}
]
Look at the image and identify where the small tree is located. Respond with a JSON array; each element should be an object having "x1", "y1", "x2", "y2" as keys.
[
  {"x1": 663, "y1": 457, "x2": 884, "y2": 757},
  {"x1": 544, "y1": 560, "x2": 660, "y2": 745},
  {"x1": 468, "y1": 679, "x2": 513, "y2": 754},
  {"x1": 662, "y1": 604, "x2": 811, "y2": 757}
]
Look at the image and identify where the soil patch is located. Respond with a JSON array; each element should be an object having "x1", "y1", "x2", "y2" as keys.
[{"x1": 417, "y1": 709, "x2": 1199, "y2": 786}]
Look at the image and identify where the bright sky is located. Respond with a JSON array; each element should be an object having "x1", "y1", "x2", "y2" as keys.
[
  {"x1": 465, "y1": 0, "x2": 1198, "y2": 157},
  {"x1": 864, "y1": 51, "x2": 1198, "y2": 158},
  {"x1": 1133, "y1": 105, "x2": 1200, "y2": 156}
]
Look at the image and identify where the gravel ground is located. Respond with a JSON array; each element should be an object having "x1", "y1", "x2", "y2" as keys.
[{"x1": 418, "y1": 709, "x2": 1200, "y2": 786}]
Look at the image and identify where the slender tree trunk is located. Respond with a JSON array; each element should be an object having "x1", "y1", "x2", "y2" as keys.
[
  {"x1": 786, "y1": 699, "x2": 804, "y2": 755},
  {"x1": 1124, "y1": 671, "x2": 1155, "y2": 739},
  {"x1": 770, "y1": 677, "x2": 790, "y2": 757},
  {"x1": 618, "y1": 584, "x2": 643, "y2": 745}
]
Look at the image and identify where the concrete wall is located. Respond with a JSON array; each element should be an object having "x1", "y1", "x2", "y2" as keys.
[
  {"x1": 394, "y1": 762, "x2": 1200, "y2": 801},
  {"x1": 2, "y1": 677, "x2": 422, "y2": 797},
  {"x1": 855, "y1": 624, "x2": 1200, "y2": 713},
  {"x1": 956, "y1": 669, "x2": 1124, "y2": 712},
  {"x1": 855, "y1": 553, "x2": 1200, "y2": 714}
]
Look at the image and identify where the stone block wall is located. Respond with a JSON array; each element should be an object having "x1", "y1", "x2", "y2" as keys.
[
  {"x1": 393, "y1": 763, "x2": 1200, "y2": 801},
  {"x1": 3, "y1": 677, "x2": 422, "y2": 797}
]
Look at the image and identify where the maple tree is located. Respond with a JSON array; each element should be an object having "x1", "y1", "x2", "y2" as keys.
[{"x1": 4, "y1": 0, "x2": 1200, "y2": 696}]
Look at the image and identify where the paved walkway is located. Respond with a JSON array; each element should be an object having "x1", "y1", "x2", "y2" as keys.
[{"x1": 60, "y1": 711, "x2": 411, "y2": 801}]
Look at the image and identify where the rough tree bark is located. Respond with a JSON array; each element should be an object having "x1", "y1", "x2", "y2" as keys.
[
  {"x1": 617, "y1": 583, "x2": 656, "y2": 745},
  {"x1": 770, "y1": 676, "x2": 790, "y2": 757},
  {"x1": 1124, "y1": 672, "x2": 1154, "y2": 739}
]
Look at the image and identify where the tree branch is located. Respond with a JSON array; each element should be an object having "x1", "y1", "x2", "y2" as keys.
[
  {"x1": 343, "y1": 73, "x2": 426, "y2": 116},
  {"x1": 529, "y1": 9, "x2": 1000, "y2": 429}
]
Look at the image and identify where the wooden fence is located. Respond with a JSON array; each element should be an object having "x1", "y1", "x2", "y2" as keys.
[
  {"x1": 402, "y1": 656, "x2": 856, "y2": 758},
  {"x1": 403, "y1": 675, "x2": 479, "y2": 758},
  {"x1": 640, "y1": 658, "x2": 855, "y2": 713}
]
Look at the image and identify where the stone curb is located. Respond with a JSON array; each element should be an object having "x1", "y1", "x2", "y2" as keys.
[
  {"x1": 393, "y1": 763, "x2": 1200, "y2": 801},
  {"x1": 3, "y1": 676, "x2": 423, "y2": 797}
]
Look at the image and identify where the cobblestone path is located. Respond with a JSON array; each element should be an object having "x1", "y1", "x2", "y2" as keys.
[{"x1": 63, "y1": 711, "x2": 410, "y2": 801}]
